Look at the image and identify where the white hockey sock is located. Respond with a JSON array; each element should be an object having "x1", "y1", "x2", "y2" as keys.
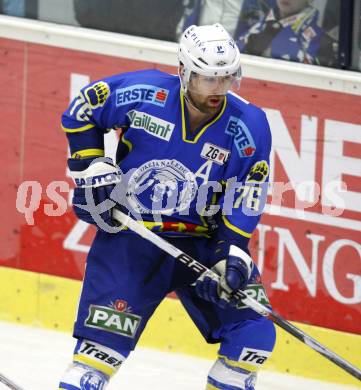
[
  {"x1": 58, "y1": 362, "x2": 109, "y2": 390},
  {"x1": 206, "y1": 357, "x2": 257, "y2": 390}
]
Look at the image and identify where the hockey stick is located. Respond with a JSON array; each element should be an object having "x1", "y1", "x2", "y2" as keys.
[
  {"x1": 112, "y1": 208, "x2": 361, "y2": 381},
  {"x1": 0, "y1": 373, "x2": 25, "y2": 390}
]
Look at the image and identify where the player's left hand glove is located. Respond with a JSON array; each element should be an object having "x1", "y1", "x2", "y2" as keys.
[{"x1": 195, "y1": 243, "x2": 253, "y2": 309}]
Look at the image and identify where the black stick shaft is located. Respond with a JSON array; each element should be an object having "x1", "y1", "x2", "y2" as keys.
[{"x1": 0, "y1": 375, "x2": 25, "y2": 390}]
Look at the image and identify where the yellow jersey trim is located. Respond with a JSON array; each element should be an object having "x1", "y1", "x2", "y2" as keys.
[
  {"x1": 71, "y1": 148, "x2": 105, "y2": 158},
  {"x1": 180, "y1": 90, "x2": 227, "y2": 144},
  {"x1": 219, "y1": 354, "x2": 258, "y2": 372},
  {"x1": 222, "y1": 215, "x2": 252, "y2": 238},
  {"x1": 73, "y1": 354, "x2": 115, "y2": 377},
  {"x1": 121, "y1": 133, "x2": 133, "y2": 152},
  {"x1": 61, "y1": 123, "x2": 95, "y2": 133},
  {"x1": 206, "y1": 384, "x2": 220, "y2": 390}
]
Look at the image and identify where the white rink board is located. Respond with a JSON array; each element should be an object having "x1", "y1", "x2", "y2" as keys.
[
  {"x1": 0, "y1": 15, "x2": 361, "y2": 95},
  {"x1": 0, "y1": 322, "x2": 360, "y2": 390}
]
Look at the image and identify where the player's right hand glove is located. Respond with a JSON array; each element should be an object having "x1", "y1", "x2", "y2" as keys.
[
  {"x1": 68, "y1": 156, "x2": 122, "y2": 227},
  {"x1": 195, "y1": 244, "x2": 253, "y2": 309}
]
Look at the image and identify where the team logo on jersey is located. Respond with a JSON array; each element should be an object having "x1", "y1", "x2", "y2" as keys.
[
  {"x1": 85, "y1": 305, "x2": 142, "y2": 338},
  {"x1": 239, "y1": 348, "x2": 271, "y2": 367},
  {"x1": 246, "y1": 160, "x2": 269, "y2": 183},
  {"x1": 127, "y1": 110, "x2": 175, "y2": 141},
  {"x1": 116, "y1": 84, "x2": 169, "y2": 107},
  {"x1": 200, "y1": 143, "x2": 230, "y2": 165},
  {"x1": 126, "y1": 159, "x2": 198, "y2": 215},
  {"x1": 225, "y1": 116, "x2": 256, "y2": 158},
  {"x1": 84, "y1": 81, "x2": 110, "y2": 109}
]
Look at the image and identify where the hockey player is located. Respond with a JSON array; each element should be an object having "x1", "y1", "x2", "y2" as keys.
[{"x1": 59, "y1": 23, "x2": 276, "y2": 390}]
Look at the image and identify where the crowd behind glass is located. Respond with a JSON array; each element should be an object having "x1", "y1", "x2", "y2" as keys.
[{"x1": 1, "y1": 0, "x2": 360, "y2": 71}]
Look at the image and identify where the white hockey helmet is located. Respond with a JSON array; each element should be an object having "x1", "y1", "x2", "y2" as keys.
[{"x1": 178, "y1": 23, "x2": 242, "y2": 95}]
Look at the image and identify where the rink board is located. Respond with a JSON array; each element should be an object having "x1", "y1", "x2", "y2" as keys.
[
  {"x1": 0, "y1": 16, "x2": 361, "y2": 387},
  {"x1": 0, "y1": 266, "x2": 360, "y2": 386},
  {"x1": 0, "y1": 18, "x2": 360, "y2": 335}
]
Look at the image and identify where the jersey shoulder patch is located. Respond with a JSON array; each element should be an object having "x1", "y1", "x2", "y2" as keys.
[
  {"x1": 108, "y1": 70, "x2": 177, "y2": 108},
  {"x1": 225, "y1": 95, "x2": 271, "y2": 159}
]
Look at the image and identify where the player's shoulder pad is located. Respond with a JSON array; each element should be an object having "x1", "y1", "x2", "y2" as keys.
[
  {"x1": 106, "y1": 69, "x2": 178, "y2": 89},
  {"x1": 80, "y1": 69, "x2": 177, "y2": 112}
]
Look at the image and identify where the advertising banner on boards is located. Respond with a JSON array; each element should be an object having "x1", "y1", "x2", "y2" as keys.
[{"x1": 0, "y1": 38, "x2": 360, "y2": 334}]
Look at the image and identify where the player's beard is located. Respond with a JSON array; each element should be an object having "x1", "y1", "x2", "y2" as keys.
[{"x1": 186, "y1": 91, "x2": 225, "y2": 115}]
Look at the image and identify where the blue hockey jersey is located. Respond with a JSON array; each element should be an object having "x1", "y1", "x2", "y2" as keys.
[{"x1": 62, "y1": 69, "x2": 271, "y2": 240}]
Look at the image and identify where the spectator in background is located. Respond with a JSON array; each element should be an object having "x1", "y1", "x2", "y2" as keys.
[
  {"x1": 177, "y1": 0, "x2": 276, "y2": 40},
  {"x1": 74, "y1": 0, "x2": 185, "y2": 41},
  {"x1": 237, "y1": 0, "x2": 338, "y2": 66},
  {"x1": 0, "y1": 0, "x2": 25, "y2": 16},
  {"x1": 0, "y1": 0, "x2": 37, "y2": 18}
]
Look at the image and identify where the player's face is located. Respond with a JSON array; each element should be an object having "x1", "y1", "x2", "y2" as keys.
[
  {"x1": 186, "y1": 72, "x2": 238, "y2": 114},
  {"x1": 188, "y1": 89, "x2": 225, "y2": 115},
  {"x1": 277, "y1": 0, "x2": 309, "y2": 17}
]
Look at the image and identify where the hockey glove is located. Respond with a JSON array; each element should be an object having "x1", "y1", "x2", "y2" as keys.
[
  {"x1": 68, "y1": 156, "x2": 122, "y2": 227},
  {"x1": 195, "y1": 244, "x2": 253, "y2": 309}
]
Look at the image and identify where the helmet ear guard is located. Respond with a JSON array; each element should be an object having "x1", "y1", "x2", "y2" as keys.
[
  {"x1": 178, "y1": 23, "x2": 242, "y2": 94},
  {"x1": 178, "y1": 63, "x2": 192, "y2": 93}
]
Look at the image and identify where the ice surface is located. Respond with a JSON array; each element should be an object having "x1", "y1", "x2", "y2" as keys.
[{"x1": 0, "y1": 321, "x2": 359, "y2": 390}]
